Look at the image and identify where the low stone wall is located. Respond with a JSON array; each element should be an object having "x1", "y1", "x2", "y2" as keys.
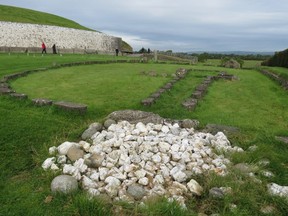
[
  {"x1": 0, "y1": 21, "x2": 121, "y2": 54},
  {"x1": 260, "y1": 70, "x2": 288, "y2": 90}
]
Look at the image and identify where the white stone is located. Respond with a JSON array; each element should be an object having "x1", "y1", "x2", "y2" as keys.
[
  {"x1": 171, "y1": 144, "x2": 180, "y2": 152},
  {"x1": 170, "y1": 165, "x2": 187, "y2": 182},
  {"x1": 99, "y1": 167, "x2": 109, "y2": 181},
  {"x1": 90, "y1": 172, "x2": 100, "y2": 181},
  {"x1": 158, "y1": 142, "x2": 171, "y2": 152},
  {"x1": 89, "y1": 144, "x2": 103, "y2": 154},
  {"x1": 74, "y1": 158, "x2": 88, "y2": 173},
  {"x1": 187, "y1": 179, "x2": 203, "y2": 196},
  {"x1": 267, "y1": 183, "x2": 288, "y2": 197},
  {"x1": 161, "y1": 125, "x2": 170, "y2": 133},
  {"x1": 57, "y1": 142, "x2": 76, "y2": 155},
  {"x1": 42, "y1": 157, "x2": 56, "y2": 170},
  {"x1": 104, "y1": 176, "x2": 121, "y2": 197},
  {"x1": 57, "y1": 155, "x2": 67, "y2": 164},
  {"x1": 79, "y1": 141, "x2": 91, "y2": 152},
  {"x1": 136, "y1": 122, "x2": 148, "y2": 134},
  {"x1": 82, "y1": 175, "x2": 98, "y2": 189},
  {"x1": 153, "y1": 174, "x2": 164, "y2": 185},
  {"x1": 171, "y1": 152, "x2": 181, "y2": 161},
  {"x1": 171, "y1": 170, "x2": 187, "y2": 182},
  {"x1": 50, "y1": 163, "x2": 59, "y2": 170},
  {"x1": 63, "y1": 164, "x2": 81, "y2": 180},
  {"x1": 138, "y1": 177, "x2": 149, "y2": 186},
  {"x1": 152, "y1": 154, "x2": 162, "y2": 163},
  {"x1": 49, "y1": 146, "x2": 57, "y2": 155},
  {"x1": 87, "y1": 188, "x2": 100, "y2": 197},
  {"x1": 135, "y1": 169, "x2": 147, "y2": 179}
]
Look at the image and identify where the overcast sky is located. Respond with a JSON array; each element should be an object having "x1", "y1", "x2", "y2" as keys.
[{"x1": 1, "y1": 0, "x2": 288, "y2": 52}]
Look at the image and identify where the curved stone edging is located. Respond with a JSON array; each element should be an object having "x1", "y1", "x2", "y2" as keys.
[{"x1": 0, "y1": 59, "x2": 144, "y2": 114}]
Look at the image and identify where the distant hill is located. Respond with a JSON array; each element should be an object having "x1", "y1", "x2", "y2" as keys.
[
  {"x1": 0, "y1": 4, "x2": 133, "y2": 52},
  {"x1": 188, "y1": 51, "x2": 274, "y2": 56}
]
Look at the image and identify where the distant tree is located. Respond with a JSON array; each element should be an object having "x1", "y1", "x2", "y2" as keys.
[
  {"x1": 147, "y1": 48, "x2": 151, "y2": 54},
  {"x1": 262, "y1": 49, "x2": 288, "y2": 68},
  {"x1": 139, "y1": 47, "x2": 147, "y2": 53}
]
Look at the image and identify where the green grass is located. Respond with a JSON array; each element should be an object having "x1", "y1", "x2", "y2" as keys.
[
  {"x1": 11, "y1": 63, "x2": 183, "y2": 117},
  {"x1": 0, "y1": 4, "x2": 92, "y2": 30},
  {"x1": 1, "y1": 54, "x2": 288, "y2": 215},
  {"x1": 0, "y1": 53, "x2": 134, "y2": 78}
]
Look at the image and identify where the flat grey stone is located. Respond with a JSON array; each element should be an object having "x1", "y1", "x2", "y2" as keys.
[
  {"x1": 106, "y1": 110, "x2": 164, "y2": 124},
  {"x1": 67, "y1": 146, "x2": 84, "y2": 161},
  {"x1": 54, "y1": 101, "x2": 87, "y2": 114},
  {"x1": 10, "y1": 93, "x2": 28, "y2": 100}
]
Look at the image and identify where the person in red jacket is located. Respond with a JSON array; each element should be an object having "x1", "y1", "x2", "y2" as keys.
[{"x1": 42, "y1": 42, "x2": 47, "y2": 54}]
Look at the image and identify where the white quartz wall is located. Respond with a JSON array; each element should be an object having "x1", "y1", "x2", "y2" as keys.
[{"x1": 0, "y1": 21, "x2": 121, "y2": 53}]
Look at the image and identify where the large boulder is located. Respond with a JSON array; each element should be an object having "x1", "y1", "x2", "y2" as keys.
[
  {"x1": 222, "y1": 59, "x2": 241, "y2": 69},
  {"x1": 106, "y1": 110, "x2": 164, "y2": 124},
  {"x1": 51, "y1": 175, "x2": 78, "y2": 194}
]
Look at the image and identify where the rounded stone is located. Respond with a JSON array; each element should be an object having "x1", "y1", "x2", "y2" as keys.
[
  {"x1": 127, "y1": 183, "x2": 146, "y2": 200},
  {"x1": 104, "y1": 119, "x2": 116, "y2": 129},
  {"x1": 67, "y1": 145, "x2": 84, "y2": 161},
  {"x1": 51, "y1": 175, "x2": 78, "y2": 194},
  {"x1": 81, "y1": 122, "x2": 103, "y2": 140},
  {"x1": 209, "y1": 187, "x2": 224, "y2": 198},
  {"x1": 181, "y1": 119, "x2": 199, "y2": 129}
]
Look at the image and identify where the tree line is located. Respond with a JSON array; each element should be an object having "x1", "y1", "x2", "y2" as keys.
[{"x1": 261, "y1": 49, "x2": 288, "y2": 68}]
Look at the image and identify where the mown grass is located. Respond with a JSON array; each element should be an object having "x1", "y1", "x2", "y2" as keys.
[
  {"x1": 0, "y1": 5, "x2": 92, "y2": 31},
  {"x1": 1, "y1": 54, "x2": 288, "y2": 215}
]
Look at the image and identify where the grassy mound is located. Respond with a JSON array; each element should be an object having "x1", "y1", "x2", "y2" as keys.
[
  {"x1": 0, "y1": 4, "x2": 92, "y2": 30},
  {"x1": 0, "y1": 4, "x2": 133, "y2": 51}
]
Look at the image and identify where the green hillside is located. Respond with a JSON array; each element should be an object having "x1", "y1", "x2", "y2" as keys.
[
  {"x1": 0, "y1": 4, "x2": 133, "y2": 51},
  {"x1": 0, "y1": 4, "x2": 92, "y2": 30}
]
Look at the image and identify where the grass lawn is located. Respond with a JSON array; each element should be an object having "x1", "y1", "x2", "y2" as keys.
[{"x1": 1, "y1": 54, "x2": 288, "y2": 215}]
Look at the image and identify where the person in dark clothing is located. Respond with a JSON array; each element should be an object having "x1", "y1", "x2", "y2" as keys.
[
  {"x1": 115, "y1": 48, "x2": 119, "y2": 56},
  {"x1": 42, "y1": 42, "x2": 47, "y2": 54},
  {"x1": 52, "y1": 44, "x2": 57, "y2": 54}
]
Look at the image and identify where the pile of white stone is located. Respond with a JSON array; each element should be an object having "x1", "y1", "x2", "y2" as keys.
[{"x1": 43, "y1": 121, "x2": 244, "y2": 207}]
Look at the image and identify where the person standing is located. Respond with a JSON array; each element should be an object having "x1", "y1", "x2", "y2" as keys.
[
  {"x1": 52, "y1": 44, "x2": 57, "y2": 54},
  {"x1": 42, "y1": 42, "x2": 47, "y2": 54}
]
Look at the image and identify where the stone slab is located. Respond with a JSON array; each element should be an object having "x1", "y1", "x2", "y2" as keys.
[
  {"x1": 10, "y1": 93, "x2": 28, "y2": 100},
  {"x1": 54, "y1": 101, "x2": 87, "y2": 114}
]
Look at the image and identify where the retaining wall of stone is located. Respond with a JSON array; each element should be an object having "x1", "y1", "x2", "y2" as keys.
[{"x1": 0, "y1": 21, "x2": 121, "y2": 54}]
